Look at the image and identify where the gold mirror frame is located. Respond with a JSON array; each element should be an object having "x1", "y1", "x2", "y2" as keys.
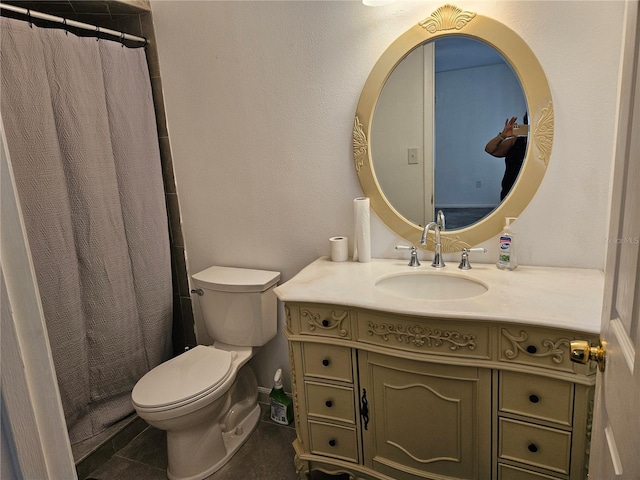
[{"x1": 354, "y1": 4, "x2": 553, "y2": 251}]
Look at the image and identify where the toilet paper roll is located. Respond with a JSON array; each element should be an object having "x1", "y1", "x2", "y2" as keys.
[
  {"x1": 329, "y1": 236, "x2": 349, "y2": 262},
  {"x1": 353, "y1": 197, "x2": 371, "y2": 263}
]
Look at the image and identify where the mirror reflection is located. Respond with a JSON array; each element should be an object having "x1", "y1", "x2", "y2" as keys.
[{"x1": 371, "y1": 37, "x2": 527, "y2": 230}]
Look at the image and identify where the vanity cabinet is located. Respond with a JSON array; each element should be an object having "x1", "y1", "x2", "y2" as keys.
[
  {"x1": 359, "y1": 352, "x2": 491, "y2": 479},
  {"x1": 285, "y1": 303, "x2": 597, "y2": 480}
]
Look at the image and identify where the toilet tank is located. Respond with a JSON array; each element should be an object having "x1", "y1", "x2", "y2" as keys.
[{"x1": 191, "y1": 266, "x2": 280, "y2": 346}]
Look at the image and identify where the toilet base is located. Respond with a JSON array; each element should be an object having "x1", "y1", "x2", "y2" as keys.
[{"x1": 167, "y1": 402, "x2": 261, "y2": 480}]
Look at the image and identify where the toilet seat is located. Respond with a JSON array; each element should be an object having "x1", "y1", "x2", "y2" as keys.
[{"x1": 132, "y1": 345, "x2": 232, "y2": 411}]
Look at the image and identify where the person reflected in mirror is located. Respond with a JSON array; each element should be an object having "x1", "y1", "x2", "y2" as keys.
[{"x1": 485, "y1": 114, "x2": 528, "y2": 200}]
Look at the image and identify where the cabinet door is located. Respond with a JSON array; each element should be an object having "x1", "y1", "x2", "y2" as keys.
[{"x1": 358, "y1": 352, "x2": 491, "y2": 480}]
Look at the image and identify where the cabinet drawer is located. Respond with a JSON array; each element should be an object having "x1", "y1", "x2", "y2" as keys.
[
  {"x1": 308, "y1": 420, "x2": 358, "y2": 463},
  {"x1": 298, "y1": 305, "x2": 351, "y2": 339},
  {"x1": 303, "y1": 343, "x2": 352, "y2": 382},
  {"x1": 499, "y1": 327, "x2": 595, "y2": 374},
  {"x1": 500, "y1": 371, "x2": 574, "y2": 426},
  {"x1": 498, "y1": 463, "x2": 563, "y2": 480},
  {"x1": 357, "y1": 311, "x2": 490, "y2": 359},
  {"x1": 499, "y1": 418, "x2": 571, "y2": 474},
  {"x1": 305, "y1": 381, "x2": 355, "y2": 424}
]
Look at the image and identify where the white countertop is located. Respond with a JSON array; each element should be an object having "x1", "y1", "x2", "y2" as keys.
[{"x1": 274, "y1": 257, "x2": 605, "y2": 334}]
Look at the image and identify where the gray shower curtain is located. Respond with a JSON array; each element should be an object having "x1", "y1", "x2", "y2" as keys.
[{"x1": 1, "y1": 17, "x2": 172, "y2": 443}]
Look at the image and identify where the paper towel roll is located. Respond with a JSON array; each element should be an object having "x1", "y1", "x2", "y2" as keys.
[
  {"x1": 329, "y1": 236, "x2": 349, "y2": 262},
  {"x1": 353, "y1": 197, "x2": 371, "y2": 263}
]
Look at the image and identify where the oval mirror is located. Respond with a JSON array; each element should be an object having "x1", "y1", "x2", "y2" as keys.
[{"x1": 354, "y1": 4, "x2": 553, "y2": 251}]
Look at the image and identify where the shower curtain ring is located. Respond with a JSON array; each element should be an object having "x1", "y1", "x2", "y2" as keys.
[
  {"x1": 63, "y1": 18, "x2": 68, "y2": 34},
  {"x1": 96, "y1": 25, "x2": 100, "y2": 41},
  {"x1": 120, "y1": 32, "x2": 125, "y2": 47},
  {"x1": 26, "y1": 9, "x2": 32, "y2": 27}
]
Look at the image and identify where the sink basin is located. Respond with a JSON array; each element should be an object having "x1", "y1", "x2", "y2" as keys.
[{"x1": 375, "y1": 272, "x2": 488, "y2": 300}]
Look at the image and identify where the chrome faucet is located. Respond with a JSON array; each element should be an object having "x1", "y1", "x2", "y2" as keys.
[
  {"x1": 420, "y1": 219, "x2": 445, "y2": 268},
  {"x1": 458, "y1": 248, "x2": 487, "y2": 270},
  {"x1": 436, "y1": 209, "x2": 446, "y2": 230},
  {"x1": 395, "y1": 245, "x2": 420, "y2": 267}
]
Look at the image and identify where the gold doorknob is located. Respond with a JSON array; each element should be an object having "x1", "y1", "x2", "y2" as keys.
[{"x1": 570, "y1": 340, "x2": 606, "y2": 372}]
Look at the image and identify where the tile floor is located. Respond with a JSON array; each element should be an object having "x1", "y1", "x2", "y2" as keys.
[{"x1": 83, "y1": 404, "x2": 301, "y2": 480}]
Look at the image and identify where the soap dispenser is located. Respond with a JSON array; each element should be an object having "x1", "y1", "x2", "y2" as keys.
[{"x1": 497, "y1": 217, "x2": 518, "y2": 270}]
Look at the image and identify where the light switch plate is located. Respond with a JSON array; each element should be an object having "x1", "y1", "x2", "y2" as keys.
[{"x1": 408, "y1": 148, "x2": 419, "y2": 165}]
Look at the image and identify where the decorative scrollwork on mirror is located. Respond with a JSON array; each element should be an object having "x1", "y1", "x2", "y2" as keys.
[{"x1": 354, "y1": 4, "x2": 553, "y2": 251}]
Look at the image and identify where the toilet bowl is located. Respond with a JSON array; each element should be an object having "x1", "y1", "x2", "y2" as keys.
[
  {"x1": 131, "y1": 266, "x2": 280, "y2": 480},
  {"x1": 132, "y1": 343, "x2": 259, "y2": 480}
]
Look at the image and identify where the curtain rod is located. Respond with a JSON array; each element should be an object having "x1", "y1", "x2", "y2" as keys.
[{"x1": 0, "y1": 2, "x2": 147, "y2": 47}]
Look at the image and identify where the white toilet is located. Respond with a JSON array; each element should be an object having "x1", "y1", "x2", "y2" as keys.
[{"x1": 131, "y1": 266, "x2": 280, "y2": 480}]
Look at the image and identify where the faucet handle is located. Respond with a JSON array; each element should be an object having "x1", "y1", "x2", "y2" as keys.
[
  {"x1": 395, "y1": 245, "x2": 421, "y2": 267},
  {"x1": 458, "y1": 248, "x2": 487, "y2": 270}
]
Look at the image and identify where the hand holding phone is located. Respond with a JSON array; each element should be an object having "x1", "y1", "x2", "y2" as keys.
[{"x1": 512, "y1": 124, "x2": 529, "y2": 136}]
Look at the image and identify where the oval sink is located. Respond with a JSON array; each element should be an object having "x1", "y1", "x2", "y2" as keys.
[{"x1": 375, "y1": 272, "x2": 488, "y2": 300}]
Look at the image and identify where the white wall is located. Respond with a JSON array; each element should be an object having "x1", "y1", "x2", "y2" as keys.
[
  {"x1": 372, "y1": 44, "x2": 428, "y2": 225},
  {"x1": 150, "y1": 0, "x2": 626, "y2": 389}
]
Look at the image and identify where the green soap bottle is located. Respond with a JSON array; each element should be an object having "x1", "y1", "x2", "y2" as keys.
[{"x1": 270, "y1": 368, "x2": 293, "y2": 425}]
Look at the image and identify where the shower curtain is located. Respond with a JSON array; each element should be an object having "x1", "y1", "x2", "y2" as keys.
[{"x1": 1, "y1": 17, "x2": 172, "y2": 443}]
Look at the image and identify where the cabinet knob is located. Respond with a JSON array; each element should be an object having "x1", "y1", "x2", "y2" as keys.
[
  {"x1": 322, "y1": 319, "x2": 330, "y2": 327},
  {"x1": 526, "y1": 345, "x2": 538, "y2": 354},
  {"x1": 529, "y1": 394, "x2": 540, "y2": 404},
  {"x1": 328, "y1": 439, "x2": 336, "y2": 447},
  {"x1": 325, "y1": 400, "x2": 333, "y2": 408},
  {"x1": 322, "y1": 358, "x2": 330, "y2": 367},
  {"x1": 528, "y1": 443, "x2": 538, "y2": 453}
]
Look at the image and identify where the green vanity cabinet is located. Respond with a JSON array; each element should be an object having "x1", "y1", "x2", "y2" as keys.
[{"x1": 284, "y1": 302, "x2": 597, "y2": 480}]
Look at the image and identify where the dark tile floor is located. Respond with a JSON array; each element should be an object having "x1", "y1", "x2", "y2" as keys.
[
  {"x1": 83, "y1": 404, "x2": 300, "y2": 480},
  {"x1": 79, "y1": 404, "x2": 345, "y2": 480}
]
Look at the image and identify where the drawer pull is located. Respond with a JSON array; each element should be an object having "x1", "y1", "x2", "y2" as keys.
[
  {"x1": 360, "y1": 388, "x2": 369, "y2": 431},
  {"x1": 328, "y1": 439, "x2": 336, "y2": 447},
  {"x1": 322, "y1": 358, "x2": 330, "y2": 367},
  {"x1": 322, "y1": 319, "x2": 330, "y2": 327},
  {"x1": 529, "y1": 394, "x2": 540, "y2": 403},
  {"x1": 528, "y1": 443, "x2": 538, "y2": 453},
  {"x1": 526, "y1": 345, "x2": 538, "y2": 354},
  {"x1": 325, "y1": 400, "x2": 333, "y2": 408}
]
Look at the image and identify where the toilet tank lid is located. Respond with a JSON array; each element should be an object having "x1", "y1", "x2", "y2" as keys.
[{"x1": 192, "y1": 266, "x2": 280, "y2": 293}]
